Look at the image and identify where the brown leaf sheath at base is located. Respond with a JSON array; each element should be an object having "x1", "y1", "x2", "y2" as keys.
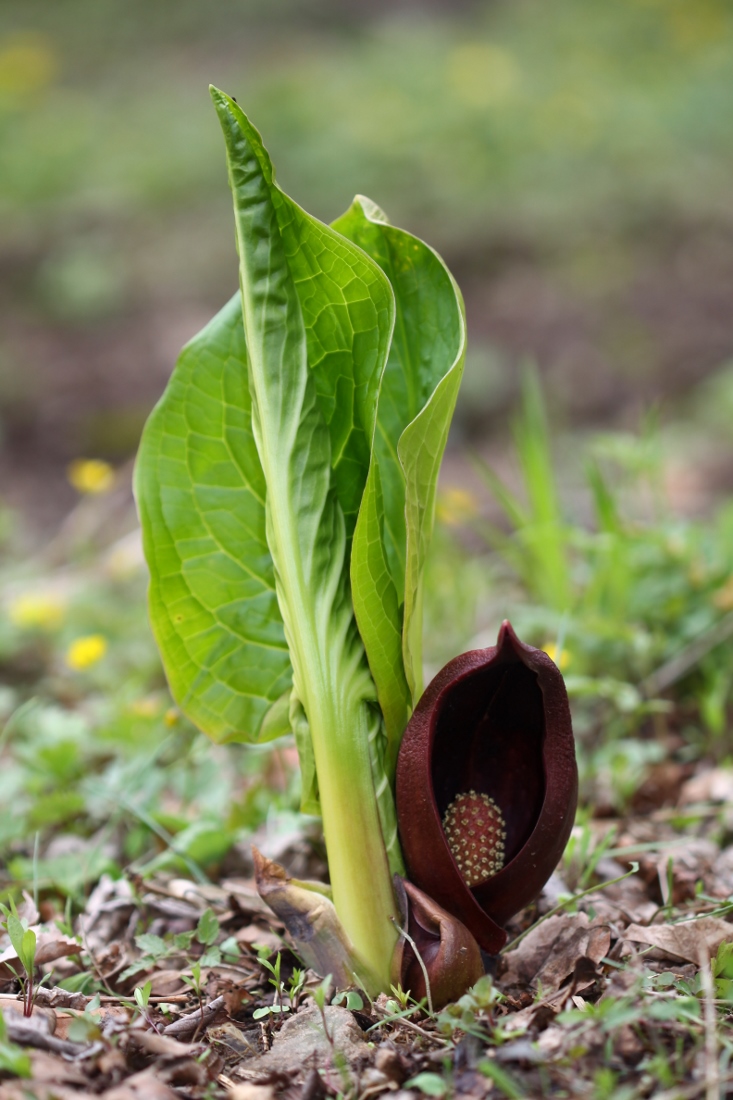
[
  {"x1": 392, "y1": 877, "x2": 485, "y2": 1010},
  {"x1": 396, "y1": 621, "x2": 577, "y2": 954},
  {"x1": 252, "y1": 847, "x2": 370, "y2": 990}
]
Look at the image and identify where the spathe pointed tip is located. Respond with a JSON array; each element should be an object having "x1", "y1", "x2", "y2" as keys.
[{"x1": 496, "y1": 619, "x2": 521, "y2": 653}]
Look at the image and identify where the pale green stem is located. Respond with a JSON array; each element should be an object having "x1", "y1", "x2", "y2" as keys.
[{"x1": 306, "y1": 695, "x2": 399, "y2": 992}]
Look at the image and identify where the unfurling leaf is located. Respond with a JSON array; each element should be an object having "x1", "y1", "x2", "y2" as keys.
[{"x1": 252, "y1": 847, "x2": 370, "y2": 991}]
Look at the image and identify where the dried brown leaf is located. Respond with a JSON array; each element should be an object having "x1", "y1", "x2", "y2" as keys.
[
  {"x1": 30, "y1": 985, "x2": 89, "y2": 1010},
  {"x1": 235, "y1": 924, "x2": 282, "y2": 949},
  {"x1": 0, "y1": 1002, "x2": 57, "y2": 1034},
  {"x1": 162, "y1": 993, "x2": 227, "y2": 1040},
  {"x1": 128, "y1": 1030, "x2": 201, "y2": 1058},
  {"x1": 102, "y1": 1069, "x2": 179, "y2": 1099},
  {"x1": 228, "y1": 1087, "x2": 277, "y2": 1100},
  {"x1": 679, "y1": 768, "x2": 733, "y2": 805},
  {"x1": 501, "y1": 913, "x2": 610, "y2": 994},
  {"x1": 236, "y1": 1005, "x2": 369, "y2": 1080},
  {"x1": 0, "y1": 1085, "x2": 97, "y2": 1100},
  {"x1": 54, "y1": 1004, "x2": 128, "y2": 1041},
  {"x1": 146, "y1": 968, "x2": 187, "y2": 996},
  {"x1": 79, "y1": 875, "x2": 136, "y2": 957},
  {"x1": 713, "y1": 846, "x2": 733, "y2": 896},
  {"x1": 624, "y1": 917, "x2": 733, "y2": 962},
  {"x1": 19, "y1": 1048, "x2": 88, "y2": 1086},
  {"x1": 221, "y1": 879, "x2": 275, "y2": 918},
  {"x1": 208, "y1": 1020, "x2": 263, "y2": 1058}
]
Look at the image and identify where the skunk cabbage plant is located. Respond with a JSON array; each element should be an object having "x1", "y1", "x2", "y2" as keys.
[
  {"x1": 135, "y1": 89, "x2": 577, "y2": 1001},
  {"x1": 135, "y1": 89, "x2": 466, "y2": 993}
]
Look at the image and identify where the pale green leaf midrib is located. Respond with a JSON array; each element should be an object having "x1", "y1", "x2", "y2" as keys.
[{"x1": 232, "y1": 193, "x2": 365, "y2": 737}]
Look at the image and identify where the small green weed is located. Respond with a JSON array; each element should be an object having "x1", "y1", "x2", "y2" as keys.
[
  {"x1": 0, "y1": 898, "x2": 37, "y2": 1017},
  {"x1": 120, "y1": 906, "x2": 230, "y2": 982},
  {"x1": 0, "y1": 560, "x2": 302, "y2": 905},
  {"x1": 435, "y1": 975, "x2": 502, "y2": 1041}
]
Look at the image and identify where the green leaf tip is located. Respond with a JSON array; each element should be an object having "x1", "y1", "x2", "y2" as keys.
[
  {"x1": 210, "y1": 85, "x2": 275, "y2": 187},
  {"x1": 334, "y1": 195, "x2": 466, "y2": 705},
  {"x1": 352, "y1": 194, "x2": 390, "y2": 225}
]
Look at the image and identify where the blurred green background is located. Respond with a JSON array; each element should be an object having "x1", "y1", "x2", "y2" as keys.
[
  {"x1": 2, "y1": 0, "x2": 733, "y2": 533},
  {"x1": 2, "y1": 0, "x2": 733, "y2": 905}
]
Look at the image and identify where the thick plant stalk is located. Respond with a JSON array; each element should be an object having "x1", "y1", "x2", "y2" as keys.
[
  {"x1": 305, "y1": 692, "x2": 398, "y2": 991},
  {"x1": 212, "y1": 88, "x2": 398, "y2": 991}
]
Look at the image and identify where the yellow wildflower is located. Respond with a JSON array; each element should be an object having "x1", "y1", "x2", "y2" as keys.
[
  {"x1": 67, "y1": 459, "x2": 115, "y2": 495},
  {"x1": 436, "y1": 487, "x2": 478, "y2": 526},
  {"x1": 713, "y1": 577, "x2": 733, "y2": 612},
  {"x1": 66, "y1": 634, "x2": 107, "y2": 670},
  {"x1": 0, "y1": 33, "x2": 57, "y2": 97},
  {"x1": 543, "y1": 642, "x2": 571, "y2": 671},
  {"x1": 8, "y1": 592, "x2": 64, "y2": 630}
]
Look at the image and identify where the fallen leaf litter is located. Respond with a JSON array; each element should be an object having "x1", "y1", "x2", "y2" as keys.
[{"x1": 2, "y1": 765, "x2": 733, "y2": 1098}]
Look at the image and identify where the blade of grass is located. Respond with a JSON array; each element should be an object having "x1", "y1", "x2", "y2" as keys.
[{"x1": 501, "y1": 863, "x2": 640, "y2": 954}]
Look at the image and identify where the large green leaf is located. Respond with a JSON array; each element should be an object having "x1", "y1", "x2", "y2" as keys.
[
  {"x1": 333, "y1": 195, "x2": 466, "y2": 713},
  {"x1": 134, "y1": 294, "x2": 292, "y2": 744},
  {"x1": 210, "y1": 89, "x2": 400, "y2": 984}
]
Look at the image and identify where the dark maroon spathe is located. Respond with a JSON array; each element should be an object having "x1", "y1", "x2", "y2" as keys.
[{"x1": 396, "y1": 621, "x2": 578, "y2": 954}]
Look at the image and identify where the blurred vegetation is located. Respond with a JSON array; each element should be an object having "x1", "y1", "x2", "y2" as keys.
[
  {"x1": 1, "y1": 0, "x2": 733, "y2": 911},
  {"x1": 432, "y1": 375, "x2": 733, "y2": 810},
  {"x1": 4, "y1": 0, "x2": 733, "y2": 252},
  {"x1": 0, "y1": 511, "x2": 303, "y2": 899},
  {"x1": 2, "y1": 0, "x2": 733, "y2": 502}
]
